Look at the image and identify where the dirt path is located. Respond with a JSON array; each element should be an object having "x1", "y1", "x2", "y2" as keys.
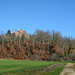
[{"x1": 60, "y1": 63, "x2": 75, "y2": 75}]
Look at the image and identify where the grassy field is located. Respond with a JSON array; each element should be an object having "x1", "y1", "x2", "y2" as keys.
[
  {"x1": 42, "y1": 63, "x2": 66, "y2": 75},
  {"x1": 0, "y1": 60, "x2": 55, "y2": 74},
  {"x1": 0, "y1": 60, "x2": 67, "y2": 75}
]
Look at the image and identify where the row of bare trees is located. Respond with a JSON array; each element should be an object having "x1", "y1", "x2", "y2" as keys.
[{"x1": 0, "y1": 29, "x2": 75, "y2": 61}]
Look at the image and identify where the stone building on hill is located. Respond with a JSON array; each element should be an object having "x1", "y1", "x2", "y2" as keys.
[{"x1": 13, "y1": 29, "x2": 29, "y2": 38}]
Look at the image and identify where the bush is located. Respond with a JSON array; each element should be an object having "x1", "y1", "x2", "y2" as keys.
[
  {"x1": 68, "y1": 53, "x2": 75, "y2": 61},
  {"x1": 29, "y1": 54, "x2": 40, "y2": 61},
  {"x1": 46, "y1": 54, "x2": 64, "y2": 61}
]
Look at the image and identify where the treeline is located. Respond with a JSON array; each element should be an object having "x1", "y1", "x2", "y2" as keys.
[{"x1": 0, "y1": 29, "x2": 75, "y2": 61}]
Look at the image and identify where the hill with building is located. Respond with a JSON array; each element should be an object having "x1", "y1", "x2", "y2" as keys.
[{"x1": 0, "y1": 29, "x2": 75, "y2": 61}]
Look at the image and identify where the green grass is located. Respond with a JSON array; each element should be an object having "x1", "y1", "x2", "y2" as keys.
[
  {"x1": 0, "y1": 60, "x2": 68, "y2": 75},
  {"x1": 42, "y1": 62, "x2": 66, "y2": 75},
  {"x1": 0, "y1": 60, "x2": 55, "y2": 74}
]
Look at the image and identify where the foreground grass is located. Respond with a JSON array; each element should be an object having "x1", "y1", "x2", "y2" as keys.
[
  {"x1": 7, "y1": 61, "x2": 67, "y2": 75},
  {"x1": 0, "y1": 59, "x2": 55, "y2": 74},
  {"x1": 42, "y1": 62, "x2": 66, "y2": 75},
  {"x1": 0, "y1": 59, "x2": 68, "y2": 75}
]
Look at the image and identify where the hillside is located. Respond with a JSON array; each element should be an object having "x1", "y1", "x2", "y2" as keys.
[{"x1": 0, "y1": 29, "x2": 75, "y2": 61}]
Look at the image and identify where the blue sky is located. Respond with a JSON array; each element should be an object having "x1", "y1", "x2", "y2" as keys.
[{"x1": 0, "y1": 0, "x2": 75, "y2": 38}]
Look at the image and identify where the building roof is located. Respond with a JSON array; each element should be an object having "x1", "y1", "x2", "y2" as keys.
[{"x1": 18, "y1": 29, "x2": 26, "y2": 34}]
